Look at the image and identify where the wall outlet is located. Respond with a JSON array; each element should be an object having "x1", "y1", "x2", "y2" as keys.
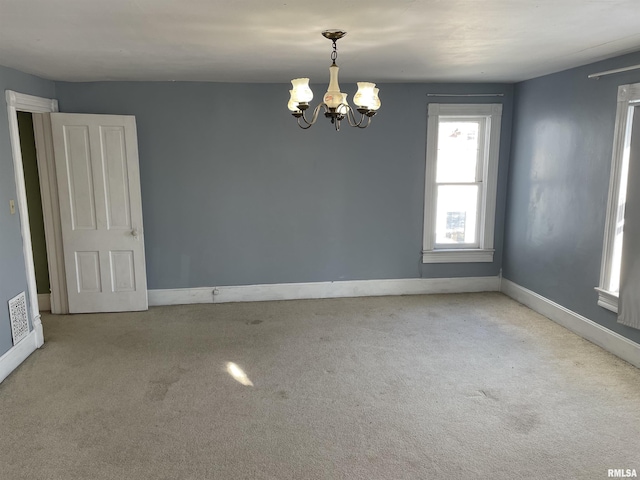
[{"x1": 9, "y1": 200, "x2": 15, "y2": 215}]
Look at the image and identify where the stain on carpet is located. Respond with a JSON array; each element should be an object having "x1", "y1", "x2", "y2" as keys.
[
  {"x1": 506, "y1": 405, "x2": 540, "y2": 434},
  {"x1": 145, "y1": 366, "x2": 187, "y2": 402},
  {"x1": 277, "y1": 390, "x2": 289, "y2": 399}
]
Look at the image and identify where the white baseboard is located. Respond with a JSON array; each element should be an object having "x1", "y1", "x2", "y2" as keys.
[
  {"x1": 149, "y1": 287, "x2": 214, "y2": 306},
  {"x1": 149, "y1": 276, "x2": 501, "y2": 307},
  {"x1": 0, "y1": 330, "x2": 38, "y2": 384},
  {"x1": 38, "y1": 293, "x2": 51, "y2": 312},
  {"x1": 501, "y1": 279, "x2": 640, "y2": 369}
]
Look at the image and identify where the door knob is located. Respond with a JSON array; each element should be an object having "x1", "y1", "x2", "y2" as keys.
[{"x1": 131, "y1": 228, "x2": 139, "y2": 238}]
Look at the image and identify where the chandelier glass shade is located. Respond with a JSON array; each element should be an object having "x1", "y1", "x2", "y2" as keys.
[{"x1": 287, "y1": 30, "x2": 381, "y2": 131}]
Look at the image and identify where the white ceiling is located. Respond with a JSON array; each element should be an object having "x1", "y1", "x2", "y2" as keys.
[{"x1": 1, "y1": 0, "x2": 640, "y2": 84}]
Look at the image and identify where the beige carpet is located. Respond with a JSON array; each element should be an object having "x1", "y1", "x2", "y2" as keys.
[{"x1": 1, "y1": 292, "x2": 639, "y2": 479}]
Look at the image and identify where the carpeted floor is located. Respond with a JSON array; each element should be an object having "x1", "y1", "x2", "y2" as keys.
[{"x1": 1, "y1": 292, "x2": 639, "y2": 479}]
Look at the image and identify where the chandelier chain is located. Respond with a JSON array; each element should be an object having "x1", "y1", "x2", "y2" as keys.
[{"x1": 331, "y1": 40, "x2": 338, "y2": 64}]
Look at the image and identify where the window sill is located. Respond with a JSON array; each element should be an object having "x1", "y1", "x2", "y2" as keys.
[
  {"x1": 422, "y1": 249, "x2": 494, "y2": 264},
  {"x1": 595, "y1": 287, "x2": 618, "y2": 314}
]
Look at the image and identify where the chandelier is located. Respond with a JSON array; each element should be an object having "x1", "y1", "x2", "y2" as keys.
[{"x1": 287, "y1": 30, "x2": 381, "y2": 131}]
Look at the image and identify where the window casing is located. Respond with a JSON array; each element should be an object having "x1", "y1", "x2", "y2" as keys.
[
  {"x1": 597, "y1": 83, "x2": 640, "y2": 313},
  {"x1": 423, "y1": 104, "x2": 502, "y2": 263}
]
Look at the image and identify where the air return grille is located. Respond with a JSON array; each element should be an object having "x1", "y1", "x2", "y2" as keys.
[{"x1": 8, "y1": 292, "x2": 29, "y2": 345}]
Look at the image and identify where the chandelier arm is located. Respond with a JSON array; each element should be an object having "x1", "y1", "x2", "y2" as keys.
[
  {"x1": 301, "y1": 104, "x2": 323, "y2": 125},
  {"x1": 296, "y1": 103, "x2": 326, "y2": 129},
  {"x1": 356, "y1": 115, "x2": 373, "y2": 129},
  {"x1": 345, "y1": 106, "x2": 371, "y2": 128},
  {"x1": 309, "y1": 103, "x2": 326, "y2": 124},
  {"x1": 298, "y1": 110, "x2": 313, "y2": 127},
  {"x1": 345, "y1": 106, "x2": 364, "y2": 127},
  {"x1": 345, "y1": 106, "x2": 358, "y2": 127},
  {"x1": 296, "y1": 117, "x2": 314, "y2": 129}
]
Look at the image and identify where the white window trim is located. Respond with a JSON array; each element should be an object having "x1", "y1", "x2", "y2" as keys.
[
  {"x1": 422, "y1": 103, "x2": 502, "y2": 263},
  {"x1": 597, "y1": 83, "x2": 640, "y2": 313}
]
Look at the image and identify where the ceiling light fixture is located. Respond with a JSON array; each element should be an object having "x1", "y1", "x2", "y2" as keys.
[{"x1": 287, "y1": 30, "x2": 381, "y2": 131}]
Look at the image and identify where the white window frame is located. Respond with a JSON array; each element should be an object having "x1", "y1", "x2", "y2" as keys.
[
  {"x1": 596, "y1": 83, "x2": 640, "y2": 313},
  {"x1": 422, "y1": 103, "x2": 502, "y2": 263}
]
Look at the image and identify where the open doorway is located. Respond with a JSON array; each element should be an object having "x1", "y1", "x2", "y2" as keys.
[
  {"x1": 6, "y1": 90, "x2": 66, "y2": 353},
  {"x1": 17, "y1": 112, "x2": 51, "y2": 311},
  {"x1": 8, "y1": 91, "x2": 148, "y2": 318}
]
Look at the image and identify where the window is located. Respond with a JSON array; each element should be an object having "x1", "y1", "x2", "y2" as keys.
[
  {"x1": 597, "y1": 83, "x2": 640, "y2": 313},
  {"x1": 422, "y1": 104, "x2": 502, "y2": 263}
]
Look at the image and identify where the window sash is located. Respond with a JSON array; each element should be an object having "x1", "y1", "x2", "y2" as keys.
[
  {"x1": 434, "y1": 181, "x2": 483, "y2": 249},
  {"x1": 435, "y1": 115, "x2": 491, "y2": 183},
  {"x1": 436, "y1": 116, "x2": 488, "y2": 184}
]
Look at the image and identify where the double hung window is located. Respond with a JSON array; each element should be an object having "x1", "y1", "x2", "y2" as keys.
[
  {"x1": 597, "y1": 83, "x2": 640, "y2": 313},
  {"x1": 422, "y1": 104, "x2": 502, "y2": 263}
]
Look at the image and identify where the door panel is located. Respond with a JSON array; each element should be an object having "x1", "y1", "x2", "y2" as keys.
[
  {"x1": 76, "y1": 251, "x2": 101, "y2": 292},
  {"x1": 101, "y1": 126, "x2": 132, "y2": 230},
  {"x1": 51, "y1": 113, "x2": 147, "y2": 313},
  {"x1": 64, "y1": 125, "x2": 96, "y2": 230},
  {"x1": 109, "y1": 250, "x2": 136, "y2": 292}
]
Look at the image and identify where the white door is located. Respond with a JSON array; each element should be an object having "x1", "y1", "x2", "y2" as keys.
[{"x1": 50, "y1": 113, "x2": 148, "y2": 313}]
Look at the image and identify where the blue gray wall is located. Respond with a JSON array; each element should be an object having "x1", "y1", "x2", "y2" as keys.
[
  {"x1": 0, "y1": 65, "x2": 56, "y2": 356},
  {"x1": 4, "y1": 50, "x2": 640, "y2": 355},
  {"x1": 54, "y1": 81, "x2": 513, "y2": 289},
  {"x1": 503, "y1": 51, "x2": 640, "y2": 344}
]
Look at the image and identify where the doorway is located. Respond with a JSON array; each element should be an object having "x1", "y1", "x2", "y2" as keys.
[
  {"x1": 7, "y1": 91, "x2": 66, "y2": 350},
  {"x1": 17, "y1": 112, "x2": 51, "y2": 311},
  {"x1": 8, "y1": 90, "x2": 148, "y2": 319}
]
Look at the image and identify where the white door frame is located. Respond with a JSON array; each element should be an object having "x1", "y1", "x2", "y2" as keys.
[
  {"x1": 31, "y1": 112, "x2": 68, "y2": 314},
  {"x1": 6, "y1": 90, "x2": 66, "y2": 348}
]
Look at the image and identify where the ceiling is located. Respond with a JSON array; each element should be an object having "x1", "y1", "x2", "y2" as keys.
[{"x1": 1, "y1": 0, "x2": 640, "y2": 84}]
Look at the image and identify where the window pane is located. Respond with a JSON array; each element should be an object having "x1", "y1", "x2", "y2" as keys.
[
  {"x1": 436, "y1": 121, "x2": 480, "y2": 183},
  {"x1": 435, "y1": 185, "x2": 478, "y2": 245}
]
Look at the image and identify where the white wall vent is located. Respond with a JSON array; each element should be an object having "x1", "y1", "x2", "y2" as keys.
[{"x1": 8, "y1": 292, "x2": 29, "y2": 345}]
